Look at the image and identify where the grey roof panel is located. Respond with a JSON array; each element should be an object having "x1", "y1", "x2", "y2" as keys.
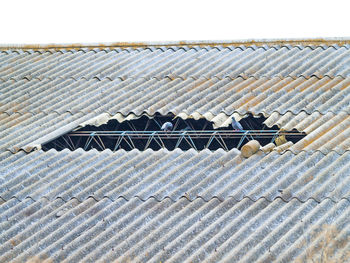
[
  {"x1": 1, "y1": 46, "x2": 350, "y2": 81},
  {"x1": 2, "y1": 76, "x2": 350, "y2": 117},
  {"x1": 1, "y1": 41, "x2": 350, "y2": 262},
  {"x1": 1, "y1": 149, "x2": 350, "y2": 202},
  {"x1": 0, "y1": 197, "x2": 348, "y2": 262}
]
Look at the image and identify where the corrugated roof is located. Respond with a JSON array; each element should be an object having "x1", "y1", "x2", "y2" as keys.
[
  {"x1": 0, "y1": 149, "x2": 349, "y2": 203},
  {"x1": 1, "y1": 37, "x2": 350, "y2": 49},
  {"x1": 2, "y1": 75, "x2": 350, "y2": 153},
  {"x1": 1, "y1": 40, "x2": 350, "y2": 262},
  {"x1": 1, "y1": 45, "x2": 350, "y2": 82},
  {"x1": 2, "y1": 76, "x2": 350, "y2": 116},
  {"x1": 0, "y1": 196, "x2": 349, "y2": 262}
]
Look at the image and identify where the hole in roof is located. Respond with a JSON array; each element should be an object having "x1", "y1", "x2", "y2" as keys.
[{"x1": 42, "y1": 113, "x2": 306, "y2": 151}]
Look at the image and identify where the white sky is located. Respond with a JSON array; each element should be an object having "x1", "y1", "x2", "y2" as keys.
[{"x1": 1, "y1": 0, "x2": 350, "y2": 44}]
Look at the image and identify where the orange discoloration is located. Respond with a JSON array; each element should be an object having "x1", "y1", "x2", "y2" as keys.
[
  {"x1": 304, "y1": 174, "x2": 314, "y2": 183},
  {"x1": 25, "y1": 256, "x2": 54, "y2": 263},
  {"x1": 10, "y1": 238, "x2": 20, "y2": 247},
  {"x1": 338, "y1": 78, "x2": 350, "y2": 91},
  {"x1": 298, "y1": 115, "x2": 346, "y2": 149},
  {"x1": 296, "y1": 224, "x2": 350, "y2": 263},
  {"x1": 297, "y1": 77, "x2": 321, "y2": 92},
  {"x1": 2, "y1": 38, "x2": 350, "y2": 51}
]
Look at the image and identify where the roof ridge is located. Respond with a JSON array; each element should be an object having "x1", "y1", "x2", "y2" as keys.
[{"x1": 1, "y1": 38, "x2": 350, "y2": 50}]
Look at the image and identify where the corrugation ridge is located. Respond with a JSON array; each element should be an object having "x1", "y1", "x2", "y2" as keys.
[
  {"x1": 133, "y1": 195, "x2": 350, "y2": 204},
  {"x1": 1, "y1": 148, "x2": 340, "y2": 160}
]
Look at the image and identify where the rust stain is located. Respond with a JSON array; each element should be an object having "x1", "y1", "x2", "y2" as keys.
[
  {"x1": 304, "y1": 174, "x2": 314, "y2": 184},
  {"x1": 296, "y1": 224, "x2": 350, "y2": 263},
  {"x1": 298, "y1": 77, "x2": 322, "y2": 92},
  {"x1": 298, "y1": 115, "x2": 346, "y2": 149},
  {"x1": 339, "y1": 79, "x2": 350, "y2": 91},
  {"x1": 4, "y1": 113, "x2": 31, "y2": 129},
  {"x1": 10, "y1": 238, "x2": 21, "y2": 247},
  {"x1": 25, "y1": 256, "x2": 53, "y2": 263}
]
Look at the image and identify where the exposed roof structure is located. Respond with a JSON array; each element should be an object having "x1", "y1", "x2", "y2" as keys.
[{"x1": 1, "y1": 39, "x2": 350, "y2": 262}]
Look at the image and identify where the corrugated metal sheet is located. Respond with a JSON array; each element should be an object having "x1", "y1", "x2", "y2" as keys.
[
  {"x1": 0, "y1": 196, "x2": 349, "y2": 262},
  {"x1": 1, "y1": 149, "x2": 349, "y2": 202},
  {"x1": 1, "y1": 45, "x2": 350, "y2": 82}
]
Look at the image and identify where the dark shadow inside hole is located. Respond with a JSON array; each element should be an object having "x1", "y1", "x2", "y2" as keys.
[{"x1": 42, "y1": 113, "x2": 306, "y2": 151}]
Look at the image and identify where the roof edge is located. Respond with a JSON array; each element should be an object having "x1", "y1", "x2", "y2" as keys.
[{"x1": 1, "y1": 37, "x2": 350, "y2": 50}]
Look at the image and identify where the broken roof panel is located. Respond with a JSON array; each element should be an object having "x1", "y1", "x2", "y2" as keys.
[
  {"x1": 2, "y1": 77, "x2": 350, "y2": 153},
  {"x1": 1, "y1": 39, "x2": 350, "y2": 262}
]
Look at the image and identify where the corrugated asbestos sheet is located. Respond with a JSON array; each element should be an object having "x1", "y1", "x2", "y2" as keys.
[
  {"x1": 1, "y1": 40, "x2": 350, "y2": 262},
  {"x1": 1, "y1": 197, "x2": 349, "y2": 263},
  {"x1": 2, "y1": 75, "x2": 350, "y2": 153},
  {"x1": 1, "y1": 149, "x2": 349, "y2": 202},
  {"x1": 1, "y1": 45, "x2": 350, "y2": 152}
]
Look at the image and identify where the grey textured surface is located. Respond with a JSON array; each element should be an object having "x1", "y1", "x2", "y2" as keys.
[
  {"x1": 1, "y1": 45, "x2": 350, "y2": 81},
  {"x1": 1, "y1": 149, "x2": 350, "y2": 203},
  {"x1": 0, "y1": 197, "x2": 349, "y2": 262},
  {"x1": 1, "y1": 41, "x2": 350, "y2": 262}
]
